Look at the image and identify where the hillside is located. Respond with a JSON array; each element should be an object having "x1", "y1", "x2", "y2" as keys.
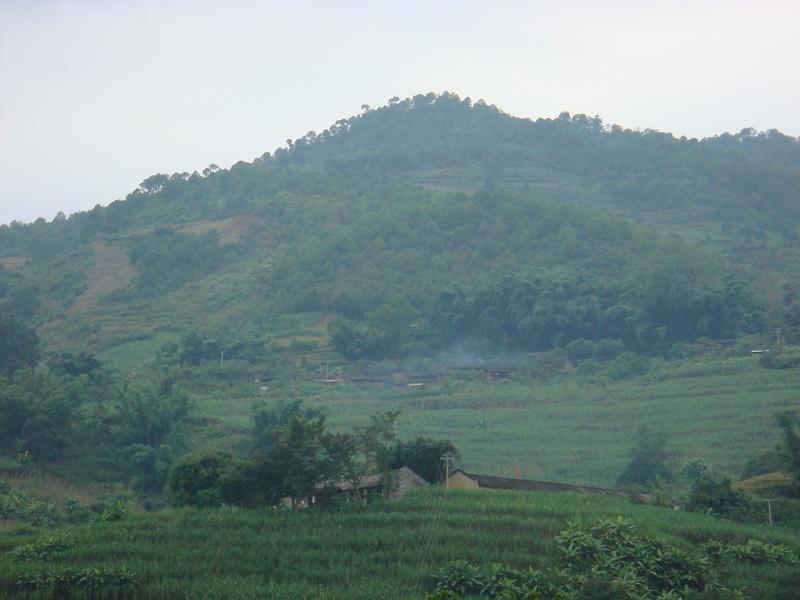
[
  {"x1": 190, "y1": 356, "x2": 800, "y2": 487},
  {"x1": 3, "y1": 93, "x2": 799, "y2": 365},
  {"x1": 2, "y1": 93, "x2": 800, "y2": 493},
  {"x1": 2, "y1": 488, "x2": 799, "y2": 599},
  {"x1": 2, "y1": 94, "x2": 800, "y2": 600}
]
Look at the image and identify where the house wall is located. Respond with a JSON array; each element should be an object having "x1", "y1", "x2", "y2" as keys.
[
  {"x1": 447, "y1": 471, "x2": 479, "y2": 490},
  {"x1": 390, "y1": 469, "x2": 428, "y2": 499}
]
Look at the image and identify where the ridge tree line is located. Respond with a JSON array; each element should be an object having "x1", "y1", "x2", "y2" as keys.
[
  {"x1": 167, "y1": 401, "x2": 458, "y2": 508},
  {"x1": 2, "y1": 91, "x2": 797, "y2": 258},
  {"x1": 276, "y1": 91, "x2": 800, "y2": 237}
]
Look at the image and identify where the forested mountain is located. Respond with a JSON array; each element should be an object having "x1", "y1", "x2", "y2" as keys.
[{"x1": 1, "y1": 92, "x2": 799, "y2": 364}]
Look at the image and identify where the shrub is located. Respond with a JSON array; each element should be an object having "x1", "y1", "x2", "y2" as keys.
[
  {"x1": 7, "y1": 535, "x2": 73, "y2": 561},
  {"x1": 760, "y1": 347, "x2": 800, "y2": 369},
  {"x1": 14, "y1": 565, "x2": 138, "y2": 596},
  {"x1": 96, "y1": 499, "x2": 127, "y2": 522},
  {"x1": 166, "y1": 450, "x2": 252, "y2": 508},
  {"x1": 703, "y1": 539, "x2": 798, "y2": 565},
  {"x1": 0, "y1": 481, "x2": 59, "y2": 527},
  {"x1": 431, "y1": 518, "x2": 728, "y2": 599},
  {"x1": 616, "y1": 427, "x2": 672, "y2": 489},
  {"x1": 687, "y1": 476, "x2": 753, "y2": 519}
]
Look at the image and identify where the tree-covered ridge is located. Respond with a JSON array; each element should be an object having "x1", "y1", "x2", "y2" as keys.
[
  {"x1": 3, "y1": 91, "x2": 799, "y2": 253},
  {"x1": 0, "y1": 91, "x2": 797, "y2": 358},
  {"x1": 275, "y1": 92, "x2": 800, "y2": 231}
]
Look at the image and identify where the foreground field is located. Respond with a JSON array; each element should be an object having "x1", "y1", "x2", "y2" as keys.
[
  {"x1": 191, "y1": 356, "x2": 799, "y2": 487},
  {"x1": 1, "y1": 488, "x2": 799, "y2": 599}
]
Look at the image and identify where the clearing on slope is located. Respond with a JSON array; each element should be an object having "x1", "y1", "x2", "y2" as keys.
[
  {"x1": 0, "y1": 256, "x2": 28, "y2": 270},
  {"x1": 69, "y1": 240, "x2": 135, "y2": 314}
]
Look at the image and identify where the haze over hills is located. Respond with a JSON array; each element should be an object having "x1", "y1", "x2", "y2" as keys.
[{"x1": 1, "y1": 92, "x2": 799, "y2": 364}]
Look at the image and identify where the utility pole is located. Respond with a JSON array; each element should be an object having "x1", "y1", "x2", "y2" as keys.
[
  {"x1": 441, "y1": 453, "x2": 455, "y2": 489},
  {"x1": 776, "y1": 329, "x2": 783, "y2": 353},
  {"x1": 220, "y1": 350, "x2": 224, "y2": 368},
  {"x1": 766, "y1": 498, "x2": 776, "y2": 526}
]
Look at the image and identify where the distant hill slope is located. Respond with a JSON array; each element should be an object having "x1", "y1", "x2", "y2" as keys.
[{"x1": 1, "y1": 92, "x2": 798, "y2": 361}]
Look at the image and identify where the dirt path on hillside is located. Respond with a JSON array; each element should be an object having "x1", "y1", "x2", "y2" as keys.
[
  {"x1": 0, "y1": 256, "x2": 28, "y2": 270},
  {"x1": 69, "y1": 240, "x2": 135, "y2": 313}
]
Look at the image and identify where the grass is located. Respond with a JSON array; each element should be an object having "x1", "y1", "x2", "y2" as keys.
[
  {"x1": 188, "y1": 356, "x2": 800, "y2": 488},
  {"x1": 1, "y1": 473, "x2": 98, "y2": 508},
  {"x1": 1, "y1": 488, "x2": 798, "y2": 599}
]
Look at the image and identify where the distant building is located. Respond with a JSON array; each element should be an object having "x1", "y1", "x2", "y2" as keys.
[
  {"x1": 483, "y1": 367, "x2": 514, "y2": 382},
  {"x1": 327, "y1": 466, "x2": 428, "y2": 500},
  {"x1": 445, "y1": 470, "x2": 627, "y2": 498},
  {"x1": 347, "y1": 374, "x2": 385, "y2": 385},
  {"x1": 298, "y1": 467, "x2": 428, "y2": 507},
  {"x1": 389, "y1": 369, "x2": 444, "y2": 388},
  {"x1": 405, "y1": 372, "x2": 444, "y2": 387}
]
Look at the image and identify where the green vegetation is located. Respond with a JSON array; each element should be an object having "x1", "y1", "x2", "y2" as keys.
[
  {"x1": 166, "y1": 407, "x2": 454, "y2": 509},
  {"x1": 428, "y1": 516, "x2": 795, "y2": 599},
  {"x1": 188, "y1": 355, "x2": 800, "y2": 488},
  {"x1": 1, "y1": 93, "x2": 798, "y2": 360},
  {"x1": 1, "y1": 93, "x2": 800, "y2": 597},
  {"x1": 127, "y1": 227, "x2": 237, "y2": 294},
  {"x1": 0, "y1": 314, "x2": 39, "y2": 376},
  {"x1": 0, "y1": 368, "x2": 192, "y2": 495},
  {"x1": 2, "y1": 489, "x2": 799, "y2": 599}
]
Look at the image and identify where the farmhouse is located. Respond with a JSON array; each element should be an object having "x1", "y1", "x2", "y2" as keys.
[
  {"x1": 329, "y1": 466, "x2": 428, "y2": 500},
  {"x1": 483, "y1": 367, "x2": 514, "y2": 381},
  {"x1": 389, "y1": 369, "x2": 445, "y2": 388},
  {"x1": 309, "y1": 467, "x2": 429, "y2": 505},
  {"x1": 445, "y1": 470, "x2": 627, "y2": 497},
  {"x1": 347, "y1": 374, "x2": 385, "y2": 385},
  {"x1": 405, "y1": 372, "x2": 444, "y2": 387}
]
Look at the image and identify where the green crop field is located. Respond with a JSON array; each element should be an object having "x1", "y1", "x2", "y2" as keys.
[
  {"x1": 187, "y1": 356, "x2": 799, "y2": 488},
  {"x1": 2, "y1": 488, "x2": 798, "y2": 600}
]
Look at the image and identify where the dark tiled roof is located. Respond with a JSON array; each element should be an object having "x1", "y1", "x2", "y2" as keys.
[{"x1": 456, "y1": 470, "x2": 627, "y2": 497}]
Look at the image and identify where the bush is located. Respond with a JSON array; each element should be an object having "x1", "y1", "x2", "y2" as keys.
[
  {"x1": 565, "y1": 339, "x2": 596, "y2": 362},
  {"x1": 703, "y1": 539, "x2": 798, "y2": 565},
  {"x1": 760, "y1": 347, "x2": 800, "y2": 369},
  {"x1": 740, "y1": 447, "x2": 789, "y2": 479},
  {"x1": 7, "y1": 535, "x2": 73, "y2": 561},
  {"x1": 604, "y1": 352, "x2": 651, "y2": 381},
  {"x1": 687, "y1": 476, "x2": 764, "y2": 523},
  {"x1": 0, "y1": 481, "x2": 59, "y2": 527},
  {"x1": 13, "y1": 566, "x2": 138, "y2": 596},
  {"x1": 432, "y1": 517, "x2": 720, "y2": 599},
  {"x1": 616, "y1": 428, "x2": 672, "y2": 489},
  {"x1": 166, "y1": 450, "x2": 252, "y2": 508}
]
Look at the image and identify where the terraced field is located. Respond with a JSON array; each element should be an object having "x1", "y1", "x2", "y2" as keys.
[
  {"x1": 191, "y1": 357, "x2": 800, "y2": 487},
  {"x1": 1, "y1": 488, "x2": 798, "y2": 599}
]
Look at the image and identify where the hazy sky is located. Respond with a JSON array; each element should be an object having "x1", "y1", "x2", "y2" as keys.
[{"x1": 1, "y1": 0, "x2": 798, "y2": 225}]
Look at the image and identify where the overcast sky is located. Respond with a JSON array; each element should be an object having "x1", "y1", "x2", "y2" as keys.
[{"x1": 1, "y1": 0, "x2": 798, "y2": 225}]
